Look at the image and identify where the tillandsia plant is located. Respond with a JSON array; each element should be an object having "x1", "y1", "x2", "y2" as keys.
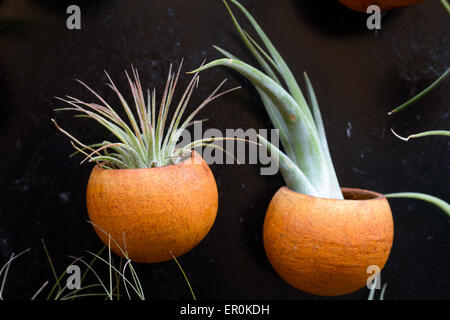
[
  {"x1": 191, "y1": 0, "x2": 450, "y2": 213},
  {"x1": 53, "y1": 60, "x2": 241, "y2": 264},
  {"x1": 190, "y1": 0, "x2": 447, "y2": 296},
  {"x1": 190, "y1": 0, "x2": 395, "y2": 297},
  {"x1": 52, "y1": 60, "x2": 239, "y2": 169},
  {"x1": 191, "y1": 0, "x2": 342, "y2": 200}
]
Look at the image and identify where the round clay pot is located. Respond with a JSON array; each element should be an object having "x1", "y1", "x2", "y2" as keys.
[
  {"x1": 86, "y1": 151, "x2": 218, "y2": 263},
  {"x1": 263, "y1": 187, "x2": 394, "y2": 296},
  {"x1": 338, "y1": 0, "x2": 423, "y2": 12}
]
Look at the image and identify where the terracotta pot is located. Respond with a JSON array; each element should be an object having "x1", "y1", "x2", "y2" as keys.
[
  {"x1": 263, "y1": 187, "x2": 393, "y2": 296},
  {"x1": 338, "y1": 0, "x2": 423, "y2": 12},
  {"x1": 86, "y1": 151, "x2": 218, "y2": 263}
]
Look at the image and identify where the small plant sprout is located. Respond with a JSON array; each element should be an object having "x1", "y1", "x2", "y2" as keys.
[
  {"x1": 191, "y1": 0, "x2": 343, "y2": 199},
  {"x1": 52, "y1": 60, "x2": 241, "y2": 169}
]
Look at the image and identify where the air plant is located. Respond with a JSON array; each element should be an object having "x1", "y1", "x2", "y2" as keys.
[
  {"x1": 53, "y1": 60, "x2": 244, "y2": 264},
  {"x1": 189, "y1": 0, "x2": 446, "y2": 296},
  {"x1": 188, "y1": 0, "x2": 393, "y2": 297},
  {"x1": 191, "y1": 0, "x2": 342, "y2": 200},
  {"x1": 52, "y1": 60, "x2": 239, "y2": 169},
  {"x1": 190, "y1": 0, "x2": 450, "y2": 215}
]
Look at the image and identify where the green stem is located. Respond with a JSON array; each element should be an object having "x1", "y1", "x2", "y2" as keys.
[
  {"x1": 386, "y1": 192, "x2": 450, "y2": 217},
  {"x1": 391, "y1": 129, "x2": 450, "y2": 141},
  {"x1": 169, "y1": 251, "x2": 196, "y2": 301},
  {"x1": 388, "y1": 67, "x2": 450, "y2": 115}
]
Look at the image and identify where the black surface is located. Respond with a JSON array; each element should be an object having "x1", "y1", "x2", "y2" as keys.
[{"x1": 0, "y1": 0, "x2": 449, "y2": 300}]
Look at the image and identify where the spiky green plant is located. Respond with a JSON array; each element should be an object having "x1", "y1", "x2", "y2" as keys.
[
  {"x1": 190, "y1": 0, "x2": 450, "y2": 217},
  {"x1": 52, "y1": 61, "x2": 239, "y2": 169},
  {"x1": 191, "y1": 0, "x2": 343, "y2": 199}
]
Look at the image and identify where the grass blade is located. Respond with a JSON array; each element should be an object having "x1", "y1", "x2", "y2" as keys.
[
  {"x1": 169, "y1": 251, "x2": 196, "y2": 300},
  {"x1": 41, "y1": 239, "x2": 62, "y2": 291}
]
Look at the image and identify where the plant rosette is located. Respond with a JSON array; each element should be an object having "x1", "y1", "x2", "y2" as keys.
[
  {"x1": 338, "y1": 0, "x2": 423, "y2": 12},
  {"x1": 53, "y1": 62, "x2": 238, "y2": 263}
]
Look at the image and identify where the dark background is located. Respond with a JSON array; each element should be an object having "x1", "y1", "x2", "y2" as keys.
[{"x1": 0, "y1": 0, "x2": 449, "y2": 300}]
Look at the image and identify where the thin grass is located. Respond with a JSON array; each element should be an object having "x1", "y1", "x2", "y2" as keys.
[
  {"x1": 0, "y1": 248, "x2": 30, "y2": 300},
  {"x1": 169, "y1": 250, "x2": 196, "y2": 300}
]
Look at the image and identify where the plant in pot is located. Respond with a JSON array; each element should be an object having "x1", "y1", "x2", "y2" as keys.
[
  {"x1": 192, "y1": 0, "x2": 449, "y2": 296},
  {"x1": 52, "y1": 61, "x2": 239, "y2": 263},
  {"x1": 191, "y1": 0, "x2": 393, "y2": 296}
]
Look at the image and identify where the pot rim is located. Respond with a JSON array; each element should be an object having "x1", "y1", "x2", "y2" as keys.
[
  {"x1": 92, "y1": 150, "x2": 202, "y2": 172},
  {"x1": 280, "y1": 186, "x2": 385, "y2": 202}
]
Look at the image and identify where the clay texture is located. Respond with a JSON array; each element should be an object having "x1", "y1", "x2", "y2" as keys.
[
  {"x1": 263, "y1": 187, "x2": 394, "y2": 296},
  {"x1": 86, "y1": 151, "x2": 218, "y2": 263},
  {"x1": 339, "y1": 0, "x2": 423, "y2": 12}
]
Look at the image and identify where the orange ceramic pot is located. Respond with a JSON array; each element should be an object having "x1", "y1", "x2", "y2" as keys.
[
  {"x1": 338, "y1": 0, "x2": 423, "y2": 12},
  {"x1": 263, "y1": 187, "x2": 393, "y2": 296},
  {"x1": 86, "y1": 151, "x2": 218, "y2": 263}
]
